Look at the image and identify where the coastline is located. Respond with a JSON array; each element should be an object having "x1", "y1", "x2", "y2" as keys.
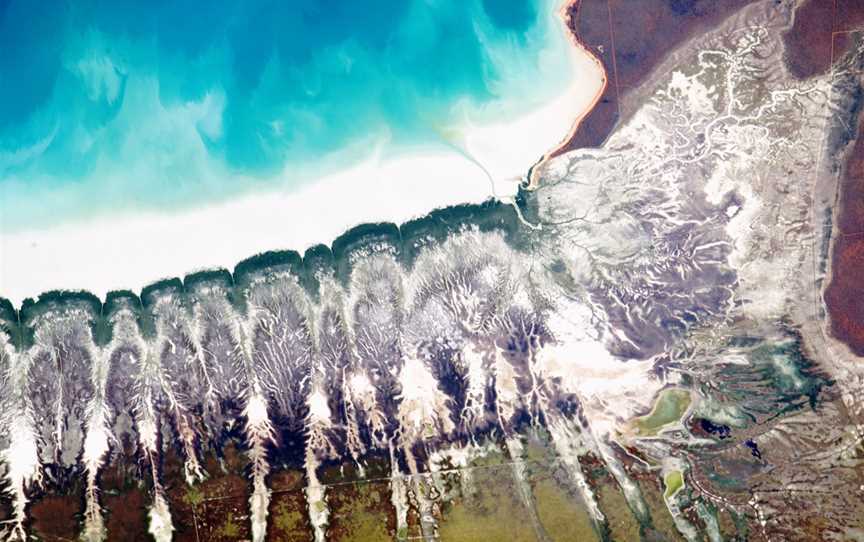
[
  {"x1": 0, "y1": 1, "x2": 604, "y2": 307},
  {"x1": 527, "y1": 0, "x2": 607, "y2": 190},
  {"x1": 542, "y1": 0, "x2": 768, "y2": 158}
]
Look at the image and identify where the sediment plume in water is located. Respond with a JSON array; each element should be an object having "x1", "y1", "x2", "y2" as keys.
[{"x1": 2, "y1": 2, "x2": 864, "y2": 539}]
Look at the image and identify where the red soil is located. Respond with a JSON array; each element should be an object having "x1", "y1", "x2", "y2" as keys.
[
  {"x1": 552, "y1": 0, "x2": 864, "y2": 153},
  {"x1": 552, "y1": 0, "x2": 756, "y2": 154},
  {"x1": 30, "y1": 494, "x2": 80, "y2": 541},
  {"x1": 787, "y1": 0, "x2": 864, "y2": 356},
  {"x1": 104, "y1": 489, "x2": 151, "y2": 542},
  {"x1": 549, "y1": 0, "x2": 864, "y2": 356},
  {"x1": 826, "y1": 111, "x2": 864, "y2": 357},
  {"x1": 783, "y1": 0, "x2": 836, "y2": 79},
  {"x1": 781, "y1": 0, "x2": 864, "y2": 79}
]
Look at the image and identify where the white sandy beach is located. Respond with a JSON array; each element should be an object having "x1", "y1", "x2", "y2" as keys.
[{"x1": 0, "y1": 34, "x2": 603, "y2": 306}]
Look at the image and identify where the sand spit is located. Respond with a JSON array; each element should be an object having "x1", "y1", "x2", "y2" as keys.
[{"x1": 526, "y1": 0, "x2": 607, "y2": 190}]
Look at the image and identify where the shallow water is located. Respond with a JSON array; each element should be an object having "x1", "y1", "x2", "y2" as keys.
[{"x1": 0, "y1": 0, "x2": 573, "y2": 230}]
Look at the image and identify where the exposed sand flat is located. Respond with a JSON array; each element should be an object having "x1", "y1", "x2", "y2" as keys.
[
  {"x1": 0, "y1": 14, "x2": 604, "y2": 305},
  {"x1": 527, "y1": 0, "x2": 606, "y2": 189}
]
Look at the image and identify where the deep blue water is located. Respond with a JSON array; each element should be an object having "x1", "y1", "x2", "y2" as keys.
[{"x1": 0, "y1": 0, "x2": 571, "y2": 228}]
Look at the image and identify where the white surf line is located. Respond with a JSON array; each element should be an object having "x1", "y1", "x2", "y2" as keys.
[
  {"x1": 526, "y1": 0, "x2": 608, "y2": 191},
  {"x1": 434, "y1": 127, "x2": 502, "y2": 202},
  {"x1": 0, "y1": 6, "x2": 603, "y2": 307},
  {"x1": 439, "y1": 126, "x2": 545, "y2": 232}
]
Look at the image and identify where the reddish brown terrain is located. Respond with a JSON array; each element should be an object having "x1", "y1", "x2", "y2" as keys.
[
  {"x1": 30, "y1": 494, "x2": 80, "y2": 542},
  {"x1": 552, "y1": 0, "x2": 864, "y2": 356},
  {"x1": 101, "y1": 438, "x2": 150, "y2": 542},
  {"x1": 553, "y1": 0, "x2": 757, "y2": 154},
  {"x1": 554, "y1": 0, "x2": 864, "y2": 153},
  {"x1": 783, "y1": 0, "x2": 864, "y2": 80},
  {"x1": 792, "y1": 0, "x2": 864, "y2": 356},
  {"x1": 826, "y1": 111, "x2": 864, "y2": 357}
]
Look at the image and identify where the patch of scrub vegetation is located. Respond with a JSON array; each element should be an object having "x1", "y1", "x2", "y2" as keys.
[
  {"x1": 597, "y1": 478, "x2": 641, "y2": 541},
  {"x1": 163, "y1": 448, "x2": 201, "y2": 540},
  {"x1": 183, "y1": 485, "x2": 204, "y2": 507},
  {"x1": 694, "y1": 398, "x2": 749, "y2": 429},
  {"x1": 176, "y1": 464, "x2": 253, "y2": 541},
  {"x1": 664, "y1": 470, "x2": 684, "y2": 499},
  {"x1": 217, "y1": 511, "x2": 243, "y2": 538},
  {"x1": 272, "y1": 499, "x2": 306, "y2": 533},
  {"x1": 529, "y1": 464, "x2": 599, "y2": 541},
  {"x1": 268, "y1": 490, "x2": 313, "y2": 542},
  {"x1": 716, "y1": 331, "x2": 833, "y2": 425},
  {"x1": 717, "y1": 506, "x2": 750, "y2": 540},
  {"x1": 197, "y1": 497, "x2": 254, "y2": 541},
  {"x1": 634, "y1": 388, "x2": 692, "y2": 436},
  {"x1": 522, "y1": 429, "x2": 556, "y2": 463},
  {"x1": 327, "y1": 480, "x2": 394, "y2": 542},
  {"x1": 469, "y1": 446, "x2": 510, "y2": 468},
  {"x1": 438, "y1": 462, "x2": 538, "y2": 542},
  {"x1": 637, "y1": 476, "x2": 684, "y2": 541},
  {"x1": 752, "y1": 334, "x2": 832, "y2": 411}
]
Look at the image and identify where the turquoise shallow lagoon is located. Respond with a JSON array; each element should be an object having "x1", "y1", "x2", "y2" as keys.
[{"x1": 0, "y1": 0, "x2": 574, "y2": 230}]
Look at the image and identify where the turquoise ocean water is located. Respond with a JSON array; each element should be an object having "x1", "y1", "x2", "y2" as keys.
[{"x1": 0, "y1": 0, "x2": 573, "y2": 230}]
